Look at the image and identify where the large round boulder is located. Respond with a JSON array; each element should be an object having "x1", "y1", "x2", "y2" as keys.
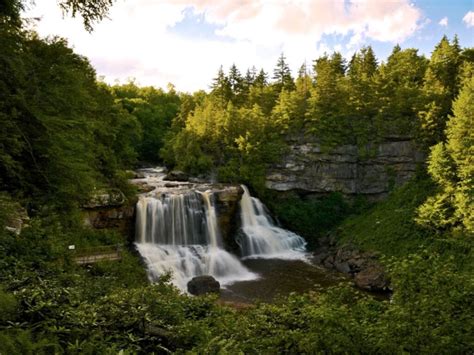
[{"x1": 187, "y1": 275, "x2": 220, "y2": 295}]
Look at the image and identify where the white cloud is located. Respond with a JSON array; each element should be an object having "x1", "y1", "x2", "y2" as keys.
[
  {"x1": 438, "y1": 17, "x2": 448, "y2": 27},
  {"x1": 463, "y1": 11, "x2": 474, "y2": 28},
  {"x1": 25, "y1": 0, "x2": 423, "y2": 92}
]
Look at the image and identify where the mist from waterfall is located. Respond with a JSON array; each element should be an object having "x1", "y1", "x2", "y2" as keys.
[
  {"x1": 238, "y1": 185, "x2": 307, "y2": 259},
  {"x1": 135, "y1": 190, "x2": 256, "y2": 291}
]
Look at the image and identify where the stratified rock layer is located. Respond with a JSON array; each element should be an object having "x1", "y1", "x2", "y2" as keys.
[{"x1": 266, "y1": 136, "x2": 424, "y2": 197}]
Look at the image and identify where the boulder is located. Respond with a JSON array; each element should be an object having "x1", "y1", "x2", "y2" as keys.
[
  {"x1": 334, "y1": 261, "x2": 351, "y2": 274},
  {"x1": 354, "y1": 263, "x2": 389, "y2": 291},
  {"x1": 323, "y1": 255, "x2": 335, "y2": 268},
  {"x1": 187, "y1": 275, "x2": 220, "y2": 295},
  {"x1": 164, "y1": 170, "x2": 189, "y2": 182}
]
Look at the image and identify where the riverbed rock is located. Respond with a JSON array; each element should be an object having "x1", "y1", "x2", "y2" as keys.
[
  {"x1": 187, "y1": 276, "x2": 220, "y2": 295},
  {"x1": 213, "y1": 185, "x2": 244, "y2": 252},
  {"x1": 164, "y1": 170, "x2": 189, "y2": 182},
  {"x1": 313, "y1": 238, "x2": 390, "y2": 292},
  {"x1": 354, "y1": 264, "x2": 389, "y2": 291},
  {"x1": 334, "y1": 261, "x2": 351, "y2": 274}
]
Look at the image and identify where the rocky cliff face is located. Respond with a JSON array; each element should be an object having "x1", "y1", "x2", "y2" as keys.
[
  {"x1": 213, "y1": 185, "x2": 244, "y2": 251},
  {"x1": 266, "y1": 137, "x2": 425, "y2": 197},
  {"x1": 82, "y1": 190, "x2": 136, "y2": 239}
]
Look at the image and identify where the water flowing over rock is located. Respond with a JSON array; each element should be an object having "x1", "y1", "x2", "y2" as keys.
[
  {"x1": 238, "y1": 185, "x2": 307, "y2": 259},
  {"x1": 134, "y1": 168, "x2": 256, "y2": 291}
]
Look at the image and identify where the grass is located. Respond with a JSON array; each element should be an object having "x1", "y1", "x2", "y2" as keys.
[{"x1": 337, "y1": 177, "x2": 436, "y2": 258}]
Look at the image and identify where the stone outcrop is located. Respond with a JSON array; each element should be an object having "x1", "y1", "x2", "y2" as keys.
[
  {"x1": 187, "y1": 275, "x2": 220, "y2": 295},
  {"x1": 354, "y1": 264, "x2": 389, "y2": 292},
  {"x1": 266, "y1": 136, "x2": 424, "y2": 197},
  {"x1": 213, "y1": 185, "x2": 244, "y2": 251},
  {"x1": 313, "y1": 238, "x2": 390, "y2": 293},
  {"x1": 82, "y1": 189, "x2": 126, "y2": 209},
  {"x1": 82, "y1": 190, "x2": 136, "y2": 238},
  {"x1": 163, "y1": 170, "x2": 189, "y2": 182}
]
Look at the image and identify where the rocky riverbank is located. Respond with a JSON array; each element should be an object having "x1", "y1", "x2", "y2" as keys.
[{"x1": 313, "y1": 235, "x2": 390, "y2": 292}]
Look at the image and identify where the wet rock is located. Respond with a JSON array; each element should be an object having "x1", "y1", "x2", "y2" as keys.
[
  {"x1": 214, "y1": 186, "x2": 244, "y2": 203},
  {"x1": 323, "y1": 255, "x2": 335, "y2": 268},
  {"x1": 164, "y1": 170, "x2": 188, "y2": 182},
  {"x1": 334, "y1": 261, "x2": 351, "y2": 274},
  {"x1": 214, "y1": 185, "x2": 244, "y2": 252},
  {"x1": 347, "y1": 258, "x2": 366, "y2": 273},
  {"x1": 133, "y1": 171, "x2": 146, "y2": 179},
  {"x1": 354, "y1": 264, "x2": 389, "y2": 291},
  {"x1": 187, "y1": 276, "x2": 220, "y2": 295},
  {"x1": 313, "y1": 245, "x2": 330, "y2": 264}
]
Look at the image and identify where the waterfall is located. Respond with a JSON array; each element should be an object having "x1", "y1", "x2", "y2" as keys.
[
  {"x1": 238, "y1": 185, "x2": 307, "y2": 259},
  {"x1": 135, "y1": 190, "x2": 256, "y2": 291}
]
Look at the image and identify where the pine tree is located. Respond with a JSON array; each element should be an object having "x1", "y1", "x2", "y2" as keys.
[
  {"x1": 254, "y1": 69, "x2": 268, "y2": 87},
  {"x1": 306, "y1": 53, "x2": 349, "y2": 147},
  {"x1": 272, "y1": 53, "x2": 295, "y2": 92},
  {"x1": 228, "y1": 64, "x2": 245, "y2": 105},
  {"x1": 211, "y1": 66, "x2": 232, "y2": 104},
  {"x1": 346, "y1": 46, "x2": 378, "y2": 147},
  {"x1": 417, "y1": 71, "x2": 474, "y2": 234},
  {"x1": 375, "y1": 47, "x2": 428, "y2": 138},
  {"x1": 418, "y1": 36, "x2": 462, "y2": 146}
]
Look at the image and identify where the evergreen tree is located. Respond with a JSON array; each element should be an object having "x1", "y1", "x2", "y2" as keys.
[
  {"x1": 375, "y1": 47, "x2": 428, "y2": 138},
  {"x1": 346, "y1": 46, "x2": 378, "y2": 147},
  {"x1": 306, "y1": 53, "x2": 349, "y2": 147},
  {"x1": 272, "y1": 53, "x2": 295, "y2": 92},
  {"x1": 418, "y1": 35, "x2": 462, "y2": 146},
  {"x1": 228, "y1": 64, "x2": 245, "y2": 105},
  {"x1": 296, "y1": 62, "x2": 312, "y2": 95},
  {"x1": 254, "y1": 69, "x2": 268, "y2": 87},
  {"x1": 211, "y1": 66, "x2": 232, "y2": 104},
  {"x1": 417, "y1": 71, "x2": 474, "y2": 234}
]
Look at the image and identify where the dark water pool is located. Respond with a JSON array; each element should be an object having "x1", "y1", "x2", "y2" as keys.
[{"x1": 220, "y1": 256, "x2": 348, "y2": 303}]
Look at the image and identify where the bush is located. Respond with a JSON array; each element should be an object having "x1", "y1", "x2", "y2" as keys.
[{"x1": 270, "y1": 193, "x2": 351, "y2": 246}]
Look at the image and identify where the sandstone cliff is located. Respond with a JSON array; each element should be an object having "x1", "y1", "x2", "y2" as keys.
[{"x1": 266, "y1": 136, "x2": 424, "y2": 198}]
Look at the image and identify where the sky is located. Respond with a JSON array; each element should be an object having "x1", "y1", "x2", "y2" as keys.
[{"x1": 25, "y1": 0, "x2": 474, "y2": 93}]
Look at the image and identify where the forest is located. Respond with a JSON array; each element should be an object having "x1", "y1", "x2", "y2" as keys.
[{"x1": 0, "y1": 1, "x2": 473, "y2": 353}]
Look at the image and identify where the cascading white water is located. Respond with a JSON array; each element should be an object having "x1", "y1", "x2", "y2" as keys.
[
  {"x1": 238, "y1": 185, "x2": 307, "y2": 259},
  {"x1": 135, "y1": 188, "x2": 256, "y2": 291}
]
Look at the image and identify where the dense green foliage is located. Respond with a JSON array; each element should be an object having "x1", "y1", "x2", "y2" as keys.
[
  {"x1": 1, "y1": 0, "x2": 114, "y2": 30},
  {"x1": 1, "y1": 6, "x2": 473, "y2": 353},
  {"x1": 110, "y1": 82, "x2": 180, "y2": 163},
  {"x1": 0, "y1": 25, "x2": 140, "y2": 209},
  {"x1": 338, "y1": 177, "x2": 435, "y2": 257},
  {"x1": 163, "y1": 37, "x2": 472, "y2": 191},
  {"x1": 1, "y1": 208, "x2": 472, "y2": 353},
  {"x1": 269, "y1": 192, "x2": 352, "y2": 247},
  {"x1": 417, "y1": 70, "x2": 474, "y2": 234}
]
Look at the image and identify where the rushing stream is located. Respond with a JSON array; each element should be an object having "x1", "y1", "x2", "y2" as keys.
[{"x1": 133, "y1": 168, "x2": 343, "y2": 300}]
